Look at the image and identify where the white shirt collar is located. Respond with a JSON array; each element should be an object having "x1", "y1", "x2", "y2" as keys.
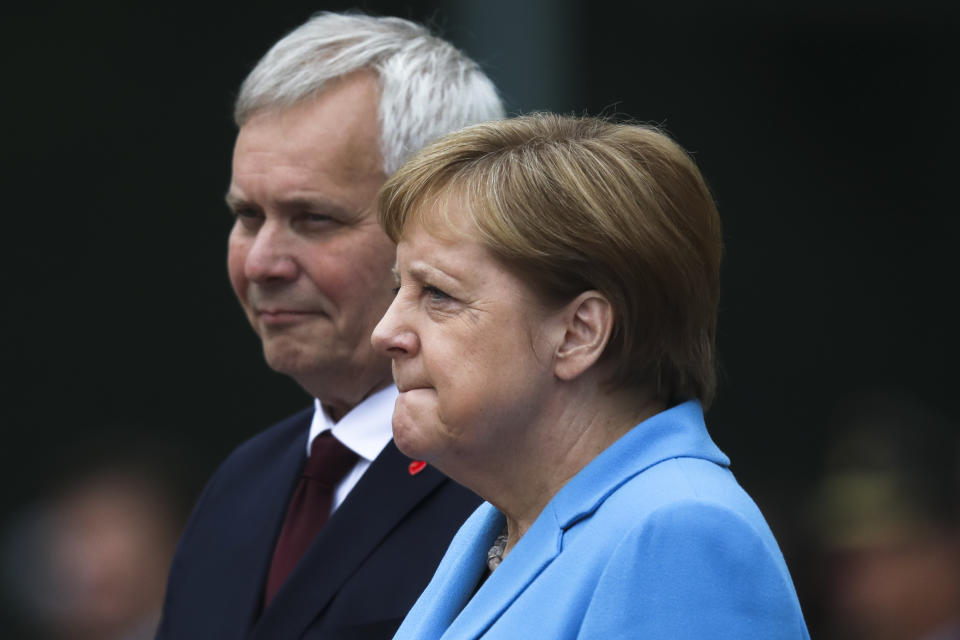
[{"x1": 307, "y1": 385, "x2": 398, "y2": 462}]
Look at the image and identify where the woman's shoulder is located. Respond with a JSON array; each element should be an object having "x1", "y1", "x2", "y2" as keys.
[
  {"x1": 552, "y1": 442, "x2": 750, "y2": 534},
  {"x1": 570, "y1": 462, "x2": 808, "y2": 637},
  {"x1": 597, "y1": 455, "x2": 749, "y2": 518},
  {"x1": 584, "y1": 455, "x2": 787, "y2": 566}
]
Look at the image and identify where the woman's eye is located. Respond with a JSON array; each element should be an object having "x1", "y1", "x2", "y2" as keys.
[{"x1": 424, "y1": 285, "x2": 451, "y2": 302}]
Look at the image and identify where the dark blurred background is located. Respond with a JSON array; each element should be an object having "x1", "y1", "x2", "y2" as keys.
[{"x1": 3, "y1": 1, "x2": 958, "y2": 638}]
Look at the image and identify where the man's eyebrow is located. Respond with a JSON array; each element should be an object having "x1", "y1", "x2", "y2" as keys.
[
  {"x1": 224, "y1": 192, "x2": 249, "y2": 211},
  {"x1": 279, "y1": 196, "x2": 347, "y2": 215},
  {"x1": 224, "y1": 193, "x2": 354, "y2": 218}
]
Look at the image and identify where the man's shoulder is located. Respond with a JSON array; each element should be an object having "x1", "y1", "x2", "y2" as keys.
[
  {"x1": 174, "y1": 407, "x2": 313, "y2": 540},
  {"x1": 158, "y1": 406, "x2": 316, "y2": 639},
  {"x1": 230, "y1": 406, "x2": 313, "y2": 459},
  {"x1": 204, "y1": 406, "x2": 314, "y2": 488}
]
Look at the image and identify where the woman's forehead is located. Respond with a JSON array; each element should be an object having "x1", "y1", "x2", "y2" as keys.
[{"x1": 400, "y1": 187, "x2": 478, "y2": 242}]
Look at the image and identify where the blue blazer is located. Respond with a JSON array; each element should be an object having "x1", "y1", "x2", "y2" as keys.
[
  {"x1": 393, "y1": 401, "x2": 810, "y2": 639},
  {"x1": 157, "y1": 408, "x2": 481, "y2": 640}
]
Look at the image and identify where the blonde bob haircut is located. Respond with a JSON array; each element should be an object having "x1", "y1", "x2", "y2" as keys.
[{"x1": 378, "y1": 114, "x2": 723, "y2": 407}]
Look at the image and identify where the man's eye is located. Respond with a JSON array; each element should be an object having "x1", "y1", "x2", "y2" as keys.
[
  {"x1": 232, "y1": 208, "x2": 263, "y2": 228},
  {"x1": 304, "y1": 213, "x2": 334, "y2": 224}
]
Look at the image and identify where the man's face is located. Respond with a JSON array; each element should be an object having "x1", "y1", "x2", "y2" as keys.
[{"x1": 226, "y1": 71, "x2": 396, "y2": 417}]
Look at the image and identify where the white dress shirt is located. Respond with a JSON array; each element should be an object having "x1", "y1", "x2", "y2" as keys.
[{"x1": 307, "y1": 384, "x2": 398, "y2": 512}]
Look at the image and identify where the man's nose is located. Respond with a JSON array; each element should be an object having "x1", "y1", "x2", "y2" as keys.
[{"x1": 244, "y1": 222, "x2": 299, "y2": 283}]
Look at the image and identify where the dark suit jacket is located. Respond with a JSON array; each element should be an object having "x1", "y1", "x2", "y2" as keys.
[{"x1": 157, "y1": 407, "x2": 481, "y2": 640}]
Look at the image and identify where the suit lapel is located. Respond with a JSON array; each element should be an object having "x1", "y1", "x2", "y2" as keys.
[
  {"x1": 220, "y1": 415, "x2": 308, "y2": 637},
  {"x1": 442, "y1": 505, "x2": 563, "y2": 640},
  {"x1": 252, "y1": 441, "x2": 447, "y2": 639},
  {"x1": 394, "y1": 505, "x2": 501, "y2": 639}
]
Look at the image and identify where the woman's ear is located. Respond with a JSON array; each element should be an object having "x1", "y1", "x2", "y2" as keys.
[{"x1": 554, "y1": 290, "x2": 614, "y2": 381}]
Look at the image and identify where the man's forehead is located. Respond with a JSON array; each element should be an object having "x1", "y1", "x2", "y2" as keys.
[{"x1": 232, "y1": 112, "x2": 384, "y2": 186}]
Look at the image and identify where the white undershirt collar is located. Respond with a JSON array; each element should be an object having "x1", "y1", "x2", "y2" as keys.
[
  {"x1": 307, "y1": 384, "x2": 397, "y2": 459},
  {"x1": 306, "y1": 385, "x2": 398, "y2": 511}
]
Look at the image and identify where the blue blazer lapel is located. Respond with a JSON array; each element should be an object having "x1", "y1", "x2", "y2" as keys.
[
  {"x1": 395, "y1": 504, "x2": 502, "y2": 639},
  {"x1": 442, "y1": 505, "x2": 563, "y2": 640},
  {"x1": 252, "y1": 441, "x2": 448, "y2": 639}
]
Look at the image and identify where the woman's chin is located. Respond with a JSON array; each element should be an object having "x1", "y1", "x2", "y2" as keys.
[
  {"x1": 392, "y1": 423, "x2": 427, "y2": 460},
  {"x1": 392, "y1": 394, "x2": 438, "y2": 461}
]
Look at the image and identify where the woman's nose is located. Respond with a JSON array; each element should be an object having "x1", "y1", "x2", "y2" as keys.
[{"x1": 372, "y1": 296, "x2": 419, "y2": 358}]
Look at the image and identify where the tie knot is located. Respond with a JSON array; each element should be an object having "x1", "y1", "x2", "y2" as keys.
[{"x1": 304, "y1": 432, "x2": 359, "y2": 488}]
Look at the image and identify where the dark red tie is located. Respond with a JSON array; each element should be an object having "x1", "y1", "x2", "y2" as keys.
[{"x1": 263, "y1": 432, "x2": 359, "y2": 605}]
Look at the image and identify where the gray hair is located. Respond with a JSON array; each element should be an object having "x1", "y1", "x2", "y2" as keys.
[{"x1": 234, "y1": 12, "x2": 505, "y2": 175}]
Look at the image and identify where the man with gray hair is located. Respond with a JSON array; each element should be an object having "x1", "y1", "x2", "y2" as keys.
[{"x1": 157, "y1": 12, "x2": 503, "y2": 640}]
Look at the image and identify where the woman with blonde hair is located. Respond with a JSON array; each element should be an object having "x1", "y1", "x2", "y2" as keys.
[{"x1": 372, "y1": 114, "x2": 809, "y2": 639}]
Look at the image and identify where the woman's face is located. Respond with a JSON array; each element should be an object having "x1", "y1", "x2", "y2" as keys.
[{"x1": 371, "y1": 207, "x2": 563, "y2": 480}]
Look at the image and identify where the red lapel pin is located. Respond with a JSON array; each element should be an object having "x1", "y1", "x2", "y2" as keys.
[{"x1": 408, "y1": 460, "x2": 427, "y2": 476}]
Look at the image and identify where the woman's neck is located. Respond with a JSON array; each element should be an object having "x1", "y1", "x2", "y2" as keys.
[{"x1": 488, "y1": 383, "x2": 664, "y2": 558}]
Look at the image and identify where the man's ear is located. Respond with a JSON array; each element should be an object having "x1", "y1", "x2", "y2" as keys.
[{"x1": 554, "y1": 290, "x2": 614, "y2": 381}]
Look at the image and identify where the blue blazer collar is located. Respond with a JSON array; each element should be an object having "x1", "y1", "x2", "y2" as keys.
[{"x1": 550, "y1": 399, "x2": 728, "y2": 530}]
